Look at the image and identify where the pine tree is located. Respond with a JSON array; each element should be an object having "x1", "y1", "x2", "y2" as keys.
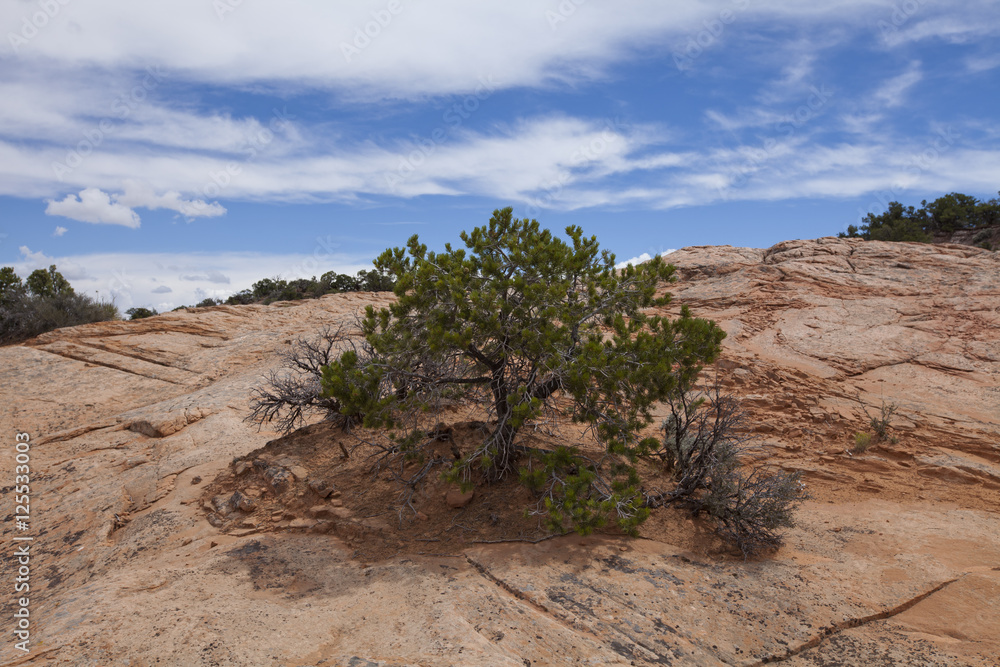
[{"x1": 321, "y1": 207, "x2": 727, "y2": 533}]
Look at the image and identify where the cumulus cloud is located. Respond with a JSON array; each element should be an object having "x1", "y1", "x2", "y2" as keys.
[
  {"x1": 151, "y1": 285, "x2": 173, "y2": 294},
  {"x1": 18, "y1": 245, "x2": 53, "y2": 267},
  {"x1": 53, "y1": 226, "x2": 68, "y2": 236},
  {"x1": 17, "y1": 245, "x2": 89, "y2": 280},
  {"x1": 44, "y1": 183, "x2": 226, "y2": 227},
  {"x1": 45, "y1": 188, "x2": 140, "y2": 227},
  {"x1": 116, "y1": 180, "x2": 226, "y2": 219}
]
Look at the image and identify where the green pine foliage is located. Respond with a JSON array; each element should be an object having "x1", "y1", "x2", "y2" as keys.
[
  {"x1": 224, "y1": 268, "x2": 395, "y2": 305},
  {"x1": 126, "y1": 307, "x2": 158, "y2": 320},
  {"x1": 320, "y1": 207, "x2": 727, "y2": 535},
  {"x1": 841, "y1": 191, "x2": 1000, "y2": 242}
]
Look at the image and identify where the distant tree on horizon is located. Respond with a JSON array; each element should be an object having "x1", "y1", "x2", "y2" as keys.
[
  {"x1": 842, "y1": 191, "x2": 999, "y2": 243},
  {"x1": 0, "y1": 264, "x2": 118, "y2": 344}
]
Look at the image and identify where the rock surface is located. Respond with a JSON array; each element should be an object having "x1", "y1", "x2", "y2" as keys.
[{"x1": 0, "y1": 239, "x2": 997, "y2": 666}]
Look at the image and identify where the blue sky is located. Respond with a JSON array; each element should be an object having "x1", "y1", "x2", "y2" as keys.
[{"x1": 1, "y1": 0, "x2": 998, "y2": 311}]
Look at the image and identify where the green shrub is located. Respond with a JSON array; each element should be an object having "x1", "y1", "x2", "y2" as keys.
[
  {"x1": 852, "y1": 397, "x2": 897, "y2": 449},
  {"x1": 1, "y1": 267, "x2": 119, "y2": 344},
  {"x1": 225, "y1": 268, "x2": 395, "y2": 306},
  {"x1": 853, "y1": 431, "x2": 872, "y2": 452},
  {"x1": 869, "y1": 401, "x2": 896, "y2": 440},
  {"x1": 126, "y1": 307, "x2": 158, "y2": 320},
  {"x1": 319, "y1": 207, "x2": 726, "y2": 535}
]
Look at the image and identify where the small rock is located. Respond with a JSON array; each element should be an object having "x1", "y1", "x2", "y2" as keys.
[
  {"x1": 289, "y1": 517, "x2": 317, "y2": 530},
  {"x1": 235, "y1": 493, "x2": 256, "y2": 512},
  {"x1": 288, "y1": 465, "x2": 311, "y2": 481},
  {"x1": 230, "y1": 528, "x2": 258, "y2": 537},
  {"x1": 308, "y1": 505, "x2": 334, "y2": 519},
  {"x1": 311, "y1": 520, "x2": 332, "y2": 534},
  {"x1": 206, "y1": 513, "x2": 224, "y2": 527},
  {"x1": 445, "y1": 488, "x2": 474, "y2": 509},
  {"x1": 263, "y1": 466, "x2": 293, "y2": 493},
  {"x1": 415, "y1": 511, "x2": 429, "y2": 521},
  {"x1": 210, "y1": 541, "x2": 218, "y2": 548},
  {"x1": 233, "y1": 461, "x2": 250, "y2": 476},
  {"x1": 330, "y1": 498, "x2": 343, "y2": 507},
  {"x1": 181, "y1": 537, "x2": 193, "y2": 546},
  {"x1": 212, "y1": 494, "x2": 236, "y2": 516},
  {"x1": 308, "y1": 478, "x2": 335, "y2": 498},
  {"x1": 190, "y1": 476, "x2": 202, "y2": 485}
]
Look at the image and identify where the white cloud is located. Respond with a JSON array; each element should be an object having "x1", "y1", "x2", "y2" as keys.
[
  {"x1": 7, "y1": 250, "x2": 375, "y2": 312},
  {"x1": 45, "y1": 187, "x2": 140, "y2": 227},
  {"x1": 53, "y1": 226, "x2": 68, "y2": 237},
  {"x1": 615, "y1": 249, "x2": 677, "y2": 269},
  {"x1": 0, "y1": 1, "x2": 932, "y2": 100},
  {"x1": 17, "y1": 246, "x2": 89, "y2": 280},
  {"x1": 0, "y1": 2, "x2": 709, "y2": 98},
  {"x1": 43, "y1": 183, "x2": 225, "y2": 227},
  {"x1": 18, "y1": 245, "x2": 53, "y2": 267},
  {"x1": 1, "y1": 116, "x2": 652, "y2": 208},
  {"x1": 180, "y1": 271, "x2": 230, "y2": 284},
  {"x1": 0, "y1": 0, "x2": 995, "y2": 220},
  {"x1": 116, "y1": 180, "x2": 226, "y2": 218},
  {"x1": 873, "y1": 64, "x2": 922, "y2": 108},
  {"x1": 966, "y1": 53, "x2": 1000, "y2": 73},
  {"x1": 706, "y1": 108, "x2": 785, "y2": 132},
  {"x1": 884, "y1": 16, "x2": 1000, "y2": 47}
]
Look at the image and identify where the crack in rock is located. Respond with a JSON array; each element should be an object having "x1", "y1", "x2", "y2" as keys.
[{"x1": 750, "y1": 576, "x2": 964, "y2": 665}]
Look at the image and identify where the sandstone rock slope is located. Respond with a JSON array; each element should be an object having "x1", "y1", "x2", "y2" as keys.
[{"x1": 0, "y1": 239, "x2": 997, "y2": 666}]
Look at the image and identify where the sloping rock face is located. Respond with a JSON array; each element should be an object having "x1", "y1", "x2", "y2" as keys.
[{"x1": 0, "y1": 239, "x2": 997, "y2": 666}]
